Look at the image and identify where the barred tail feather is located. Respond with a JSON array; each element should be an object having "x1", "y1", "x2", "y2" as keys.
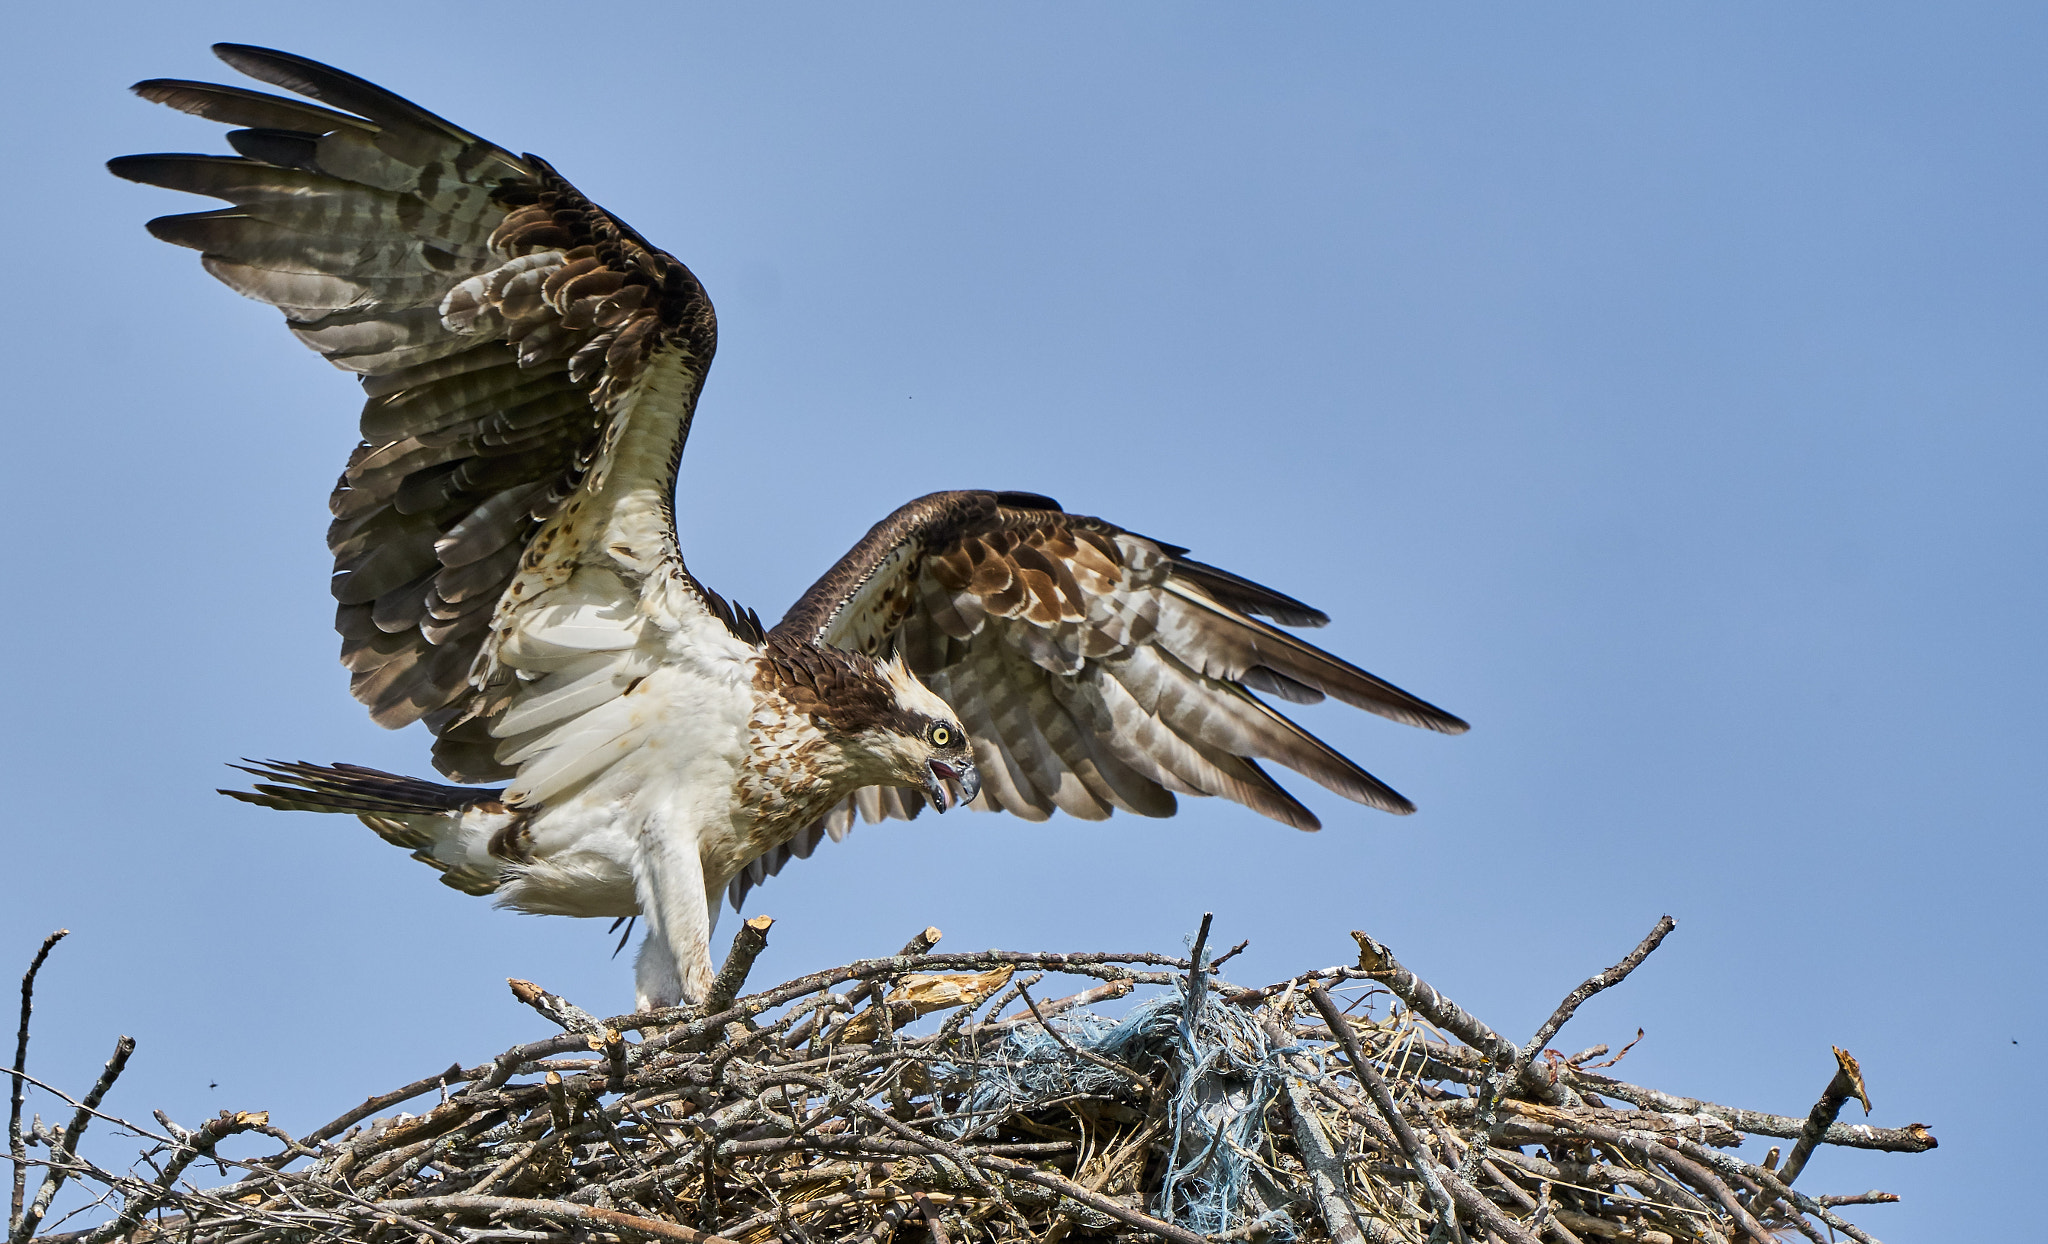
[{"x1": 220, "y1": 759, "x2": 516, "y2": 895}]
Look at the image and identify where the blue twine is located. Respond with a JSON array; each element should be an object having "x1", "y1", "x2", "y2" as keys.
[{"x1": 929, "y1": 980, "x2": 1301, "y2": 1240}]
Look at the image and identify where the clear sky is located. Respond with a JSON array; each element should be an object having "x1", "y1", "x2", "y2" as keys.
[{"x1": 3, "y1": 4, "x2": 2040, "y2": 1239}]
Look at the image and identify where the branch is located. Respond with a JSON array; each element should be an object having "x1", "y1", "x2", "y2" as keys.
[
  {"x1": 1308, "y1": 984, "x2": 1472, "y2": 1244},
  {"x1": 506, "y1": 980, "x2": 627, "y2": 1091},
  {"x1": 1348, "y1": 932, "x2": 1521, "y2": 1075},
  {"x1": 10, "y1": 930, "x2": 66, "y2": 1239},
  {"x1": 12, "y1": 1035, "x2": 134, "y2": 1244},
  {"x1": 376, "y1": 1194, "x2": 749, "y2": 1244},
  {"x1": 1565, "y1": 1069, "x2": 1933, "y2": 1151},
  {"x1": 82, "y1": 1110, "x2": 271, "y2": 1244},
  {"x1": 1013, "y1": 982, "x2": 1141, "y2": 1086},
  {"x1": 1515, "y1": 917, "x2": 1675, "y2": 1074},
  {"x1": 1748, "y1": 1047, "x2": 1870, "y2": 1219},
  {"x1": 703, "y1": 916, "x2": 776, "y2": 1019}
]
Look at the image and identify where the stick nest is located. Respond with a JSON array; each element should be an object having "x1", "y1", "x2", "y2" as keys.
[{"x1": 10, "y1": 917, "x2": 1933, "y2": 1244}]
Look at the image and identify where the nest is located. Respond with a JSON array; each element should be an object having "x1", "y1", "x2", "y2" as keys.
[{"x1": 9, "y1": 916, "x2": 1933, "y2": 1244}]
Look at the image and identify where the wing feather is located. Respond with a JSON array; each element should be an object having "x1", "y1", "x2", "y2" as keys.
[
  {"x1": 117, "y1": 46, "x2": 749, "y2": 794},
  {"x1": 737, "y1": 490, "x2": 1466, "y2": 896}
]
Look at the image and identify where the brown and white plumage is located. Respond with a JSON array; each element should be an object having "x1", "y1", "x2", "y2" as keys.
[
  {"x1": 116, "y1": 45, "x2": 1465, "y2": 1011},
  {"x1": 727, "y1": 490, "x2": 1468, "y2": 907}
]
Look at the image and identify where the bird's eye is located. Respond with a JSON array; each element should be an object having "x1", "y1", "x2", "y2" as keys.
[{"x1": 929, "y1": 723, "x2": 953, "y2": 747}]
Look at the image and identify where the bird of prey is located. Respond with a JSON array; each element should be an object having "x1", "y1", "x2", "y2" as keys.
[{"x1": 113, "y1": 45, "x2": 1467, "y2": 1011}]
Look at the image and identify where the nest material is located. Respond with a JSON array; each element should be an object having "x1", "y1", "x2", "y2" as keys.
[{"x1": 8, "y1": 917, "x2": 1934, "y2": 1244}]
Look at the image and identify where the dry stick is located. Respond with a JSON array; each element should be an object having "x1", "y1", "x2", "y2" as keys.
[
  {"x1": 823, "y1": 929, "x2": 942, "y2": 1048},
  {"x1": 1207, "y1": 939, "x2": 1250, "y2": 972},
  {"x1": 861, "y1": 1196, "x2": 913, "y2": 1244},
  {"x1": 1307, "y1": 985, "x2": 1468, "y2": 1244},
  {"x1": 912, "y1": 1194, "x2": 949, "y2": 1244},
  {"x1": 1185, "y1": 913, "x2": 1214, "y2": 1019},
  {"x1": 1639, "y1": 1146, "x2": 1770, "y2": 1244},
  {"x1": 505, "y1": 980, "x2": 629, "y2": 1092},
  {"x1": 376, "y1": 1193, "x2": 750, "y2": 1244},
  {"x1": 81, "y1": 1110, "x2": 276, "y2": 1244},
  {"x1": 1749, "y1": 1047, "x2": 1866, "y2": 1219},
  {"x1": 1549, "y1": 1209, "x2": 1673, "y2": 1244},
  {"x1": 702, "y1": 917, "x2": 776, "y2": 1020},
  {"x1": 1509, "y1": 1176, "x2": 1585, "y2": 1244},
  {"x1": 972, "y1": 1154, "x2": 1211, "y2": 1244},
  {"x1": 506, "y1": 980, "x2": 606, "y2": 1038},
  {"x1": 1515, "y1": 918, "x2": 1675, "y2": 1079},
  {"x1": 10, "y1": 930, "x2": 67, "y2": 1239},
  {"x1": 1417, "y1": 1107, "x2": 1585, "y2": 1244},
  {"x1": 1252, "y1": 1009, "x2": 1407, "y2": 1243},
  {"x1": 1561, "y1": 1070, "x2": 1933, "y2": 1153},
  {"x1": 1815, "y1": 1192, "x2": 1899, "y2": 1208},
  {"x1": 1513, "y1": 1118, "x2": 1771, "y2": 1244},
  {"x1": 12, "y1": 1036, "x2": 136, "y2": 1244},
  {"x1": 1661, "y1": 1136, "x2": 1882, "y2": 1244},
  {"x1": 972, "y1": 979, "x2": 1132, "y2": 1039},
  {"x1": 1346, "y1": 934, "x2": 1531, "y2": 1098},
  {"x1": 1012, "y1": 983, "x2": 1141, "y2": 1086},
  {"x1": 792, "y1": 1087, "x2": 1027, "y2": 1242},
  {"x1": 248, "y1": 1063, "x2": 470, "y2": 1168},
  {"x1": 1272, "y1": 1073, "x2": 1385, "y2": 1244},
  {"x1": 632, "y1": 949, "x2": 1185, "y2": 1060},
  {"x1": 1412, "y1": 1103, "x2": 1564, "y2": 1244},
  {"x1": 542, "y1": 1072, "x2": 573, "y2": 1139}
]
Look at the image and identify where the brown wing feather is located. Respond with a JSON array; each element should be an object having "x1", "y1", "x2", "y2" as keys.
[
  {"x1": 748, "y1": 490, "x2": 1467, "y2": 897},
  {"x1": 113, "y1": 45, "x2": 729, "y2": 782}
]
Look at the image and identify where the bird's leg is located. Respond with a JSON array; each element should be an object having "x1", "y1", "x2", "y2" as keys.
[
  {"x1": 631, "y1": 817, "x2": 716, "y2": 1012},
  {"x1": 633, "y1": 934, "x2": 682, "y2": 1014}
]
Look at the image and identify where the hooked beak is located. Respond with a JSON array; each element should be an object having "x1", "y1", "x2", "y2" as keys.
[{"x1": 924, "y1": 758, "x2": 980, "y2": 813}]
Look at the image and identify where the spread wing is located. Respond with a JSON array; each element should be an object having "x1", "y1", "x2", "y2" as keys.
[
  {"x1": 728, "y1": 489, "x2": 1467, "y2": 907},
  {"x1": 113, "y1": 45, "x2": 758, "y2": 799}
]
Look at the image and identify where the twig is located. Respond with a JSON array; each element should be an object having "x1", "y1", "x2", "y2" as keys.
[
  {"x1": 1515, "y1": 918, "x2": 1675, "y2": 1075},
  {"x1": 1272, "y1": 1071, "x2": 1379, "y2": 1244},
  {"x1": 11, "y1": 930, "x2": 67, "y2": 1239},
  {"x1": 12, "y1": 1035, "x2": 135, "y2": 1244},
  {"x1": 1750, "y1": 1047, "x2": 1867, "y2": 1217},
  {"x1": 1347, "y1": 933, "x2": 1523, "y2": 1079},
  {"x1": 1207, "y1": 940, "x2": 1249, "y2": 972},
  {"x1": 82, "y1": 1110, "x2": 273, "y2": 1244},
  {"x1": 912, "y1": 1194, "x2": 948, "y2": 1244},
  {"x1": 1564, "y1": 1070, "x2": 1933, "y2": 1151},
  {"x1": 506, "y1": 980, "x2": 627, "y2": 1091},
  {"x1": 703, "y1": 917, "x2": 776, "y2": 1020},
  {"x1": 376, "y1": 1194, "x2": 751, "y2": 1244},
  {"x1": 506, "y1": 980, "x2": 605, "y2": 1039},
  {"x1": 1013, "y1": 983, "x2": 1141, "y2": 1086},
  {"x1": 1308, "y1": 984, "x2": 1466, "y2": 1244},
  {"x1": 975, "y1": 1153, "x2": 1211, "y2": 1244},
  {"x1": 1184, "y1": 914, "x2": 1214, "y2": 1021}
]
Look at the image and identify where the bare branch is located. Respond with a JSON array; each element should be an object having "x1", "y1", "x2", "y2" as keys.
[
  {"x1": 1516, "y1": 917, "x2": 1675, "y2": 1074},
  {"x1": 11, "y1": 930, "x2": 67, "y2": 1239}
]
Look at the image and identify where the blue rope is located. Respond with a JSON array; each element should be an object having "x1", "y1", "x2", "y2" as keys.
[{"x1": 929, "y1": 985, "x2": 1301, "y2": 1240}]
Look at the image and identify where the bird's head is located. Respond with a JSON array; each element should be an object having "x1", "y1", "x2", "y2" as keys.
[
  {"x1": 854, "y1": 654, "x2": 981, "y2": 812},
  {"x1": 757, "y1": 641, "x2": 981, "y2": 811}
]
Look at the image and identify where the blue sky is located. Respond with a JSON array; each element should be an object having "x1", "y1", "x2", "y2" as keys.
[{"x1": 2, "y1": 5, "x2": 2040, "y2": 1239}]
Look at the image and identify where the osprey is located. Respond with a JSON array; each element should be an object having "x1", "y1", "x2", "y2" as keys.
[{"x1": 114, "y1": 46, "x2": 1468, "y2": 1012}]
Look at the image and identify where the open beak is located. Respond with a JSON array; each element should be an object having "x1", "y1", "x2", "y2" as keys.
[{"x1": 925, "y1": 758, "x2": 980, "y2": 813}]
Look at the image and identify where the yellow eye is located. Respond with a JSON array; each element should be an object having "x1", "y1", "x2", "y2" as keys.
[{"x1": 929, "y1": 724, "x2": 953, "y2": 747}]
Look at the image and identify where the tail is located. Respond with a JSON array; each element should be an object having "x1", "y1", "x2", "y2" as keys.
[{"x1": 222, "y1": 760, "x2": 518, "y2": 896}]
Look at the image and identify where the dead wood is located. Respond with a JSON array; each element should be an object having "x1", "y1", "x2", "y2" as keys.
[{"x1": 6, "y1": 917, "x2": 1927, "y2": 1244}]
